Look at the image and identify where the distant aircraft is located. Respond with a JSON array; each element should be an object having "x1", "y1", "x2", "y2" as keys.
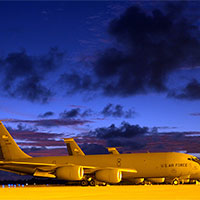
[
  {"x1": 107, "y1": 147, "x2": 120, "y2": 155},
  {"x1": 65, "y1": 140, "x2": 199, "y2": 185},
  {"x1": 64, "y1": 139, "x2": 119, "y2": 155},
  {"x1": 64, "y1": 138, "x2": 85, "y2": 156},
  {"x1": 0, "y1": 121, "x2": 200, "y2": 186},
  {"x1": 63, "y1": 140, "x2": 164, "y2": 184}
]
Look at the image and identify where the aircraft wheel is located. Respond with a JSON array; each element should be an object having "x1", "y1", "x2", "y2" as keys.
[
  {"x1": 81, "y1": 180, "x2": 89, "y2": 186},
  {"x1": 172, "y1": 178, "x2": 179, "y2": 185},
  {"x1": 89, "y1": 179, "x2": 96, "y2": 186},
  {"x1": 144, "y1": 181, "x2": 152, "y2": 185}
]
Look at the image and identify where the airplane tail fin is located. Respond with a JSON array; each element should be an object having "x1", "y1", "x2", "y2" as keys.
[
  {"x1": 63, "y1": 138, "x2": 85, "y2": 156},
  {"x1": 0, "y1": 122, "x2": 31, "y2": 160},
  {"x1": 107, "y1": 147, "x2": 120, "y2": 155}
]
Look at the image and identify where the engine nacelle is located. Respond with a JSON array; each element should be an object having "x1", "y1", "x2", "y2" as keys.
[
  {"x1": 56, "y1": 166, "x2": 84, "y2": 181},
  {"x1": 95, "y1": 169, "x2": 122, "y2": 184}
]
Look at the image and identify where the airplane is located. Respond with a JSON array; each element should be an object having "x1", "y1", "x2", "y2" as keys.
[
  {"x1": 63, "y1": 139, "x2": 119, "y2": 155},
  {"x1": 63, "y1": 139, "x2": 199, "y2": 185},
  {"x1": 63, "y1": 138, "x2": 85, "y2": 156},
  {"x1": 106, "y1": 147, "x2": 120, "y2": 155},
  {"x1": 0, "y1": 121, "x2": 200, "y2": 186},
  {"x1": 63, "y1": 140, "x2": 164, "y2": 184}
]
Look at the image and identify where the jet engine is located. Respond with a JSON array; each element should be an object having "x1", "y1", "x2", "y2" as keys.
[
  {"x1": 95, "y1": 169, "x2": 122, "y2": 184},
  {"x1": 56, "y1": 165, "x2": 84, "y2": 181}
]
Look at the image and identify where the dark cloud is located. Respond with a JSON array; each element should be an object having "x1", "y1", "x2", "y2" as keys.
[
  {"x1": 5, "y1": 118, "x2": 92, "y2": 127},
  {"x1": 168, "y1": 79, "x2": 200, "y2": 100},
  {"x1": 80, "y1": 143, "x2": 108, "y2": 155},
  {"x1": 95, "y1": 3, "x2": 200, "y2": 96},
  {"x1": 38, "y1": 111, "x2": 54, "y2": 118},
  {"x1": 81, "y1": 109, "x2": 93, "y2": 117},
  {"x1": 61, "y1": 3, "x2": 200, "y2": 100},
  {"x1": 60, "y1": 108, "x2": 80, "y2": 118},
  {"x1": 8, "y1": 124, "x2": 64, "y2": 142},
  {"x1": 152, "y1": 126, "x2": 177, "y2": 131},
  {"x1": 190, "y1": 112, "x2": 200, "y2": 116},
  {"x1": 107, "y1": 139, "x2": 145, "y2": 150},
  {"x1": 14, "y1": 76, "x2": 52, "y2": 103},
  {"x1": 90, "y1": 122, "x2": 148, "y2": 139},
  {"x1": 5, "y1": 124, "x2": 67, "y2": 156},
  {"x1": 59, "y1": 73, "x2": 94, "y2": 94},
  {"x1": 80, "y1": 122, "x2": 200, "y2": 153},
  {"x1": 101, "y1": 104, "x2": 135, "y2": 118},
  {"x1": 87, "y1": 122, "x2": 148, "y2": 151},
  {"x1": 18, "y1": 140, "x2": 64, "y2": 147},
  {"x1": 0, "y1": 47, "x2": 64, "y2": 103},
  {"x1": 59, "y1": 108, "x2": 93, "y2": 119},
  {"x1": 86, "y1": 129, "x2": 200, "y2": 153},
  {"x1": 23, "y1": 147, "x2": 67, "y2": 157},
  {"x1": 6, "y1": 121, "x2": 200, "y2": 155},
  {"x1": 16, "y1": 123, "x2": 38, "y2": 132}
]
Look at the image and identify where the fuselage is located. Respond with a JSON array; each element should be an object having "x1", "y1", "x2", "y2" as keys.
[{"x1": 1, "y1": 152, "x2": 199, "y2": 180}]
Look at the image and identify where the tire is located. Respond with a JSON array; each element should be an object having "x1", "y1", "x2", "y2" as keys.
[
  {"x1": 144, "y1": 181, "x2": 152, "y2": 185},
  {"x1": 81, "y1": 180, "x2": 89, "y2": 186},
  {"x1": 89, "y1": 179, "x2": 96, "y2": 186},
  {"x1": 172, "y1": 178, "x2": 179, "y2": 185}
]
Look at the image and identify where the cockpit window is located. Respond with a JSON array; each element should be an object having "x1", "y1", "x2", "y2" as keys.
[{"x1": 188, "y1": 157, "x2": 200, "y2": 165}]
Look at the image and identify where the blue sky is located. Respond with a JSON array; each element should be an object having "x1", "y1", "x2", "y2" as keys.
[{"x1": 1, "y1": 1, "x2": 200, "y2": 157}]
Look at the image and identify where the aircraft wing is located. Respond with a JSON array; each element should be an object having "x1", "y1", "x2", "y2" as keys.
[
  {"x1": 0, "y1": 160, "x2": 136, "y2": 173},
  {"x1": 0, "y1": 161, "x2": 57, "y2": 167},
  {"x1": 82, "y1": 165, "x2": 137, "y2": 175},
  {"x1": 0, "y1": 161, "x2": 58, "y2": 178},
  {"x1": 115, "y1": 168, "x2": 137, "y2": 173},
  {"x1": 0, "y1": 160, "x2": 57, "y2": 173}
]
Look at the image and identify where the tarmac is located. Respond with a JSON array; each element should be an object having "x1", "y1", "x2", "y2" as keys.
[{"x1": 0, "y1": 185, "x2": 200, "y2": 200}]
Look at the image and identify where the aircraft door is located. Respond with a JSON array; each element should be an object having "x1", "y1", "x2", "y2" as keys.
[{"x1": 117, "y1": 158, "x2": 121, "y2": 167}]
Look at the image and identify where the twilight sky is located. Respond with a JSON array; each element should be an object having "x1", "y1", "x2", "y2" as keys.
[{"x1": 1, "y1": 1, "x2": 200, "y2": 158}]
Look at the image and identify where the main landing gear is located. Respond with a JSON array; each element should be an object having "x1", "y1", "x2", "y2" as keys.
[
  {"x1": 80, "y1": 179, "x2": 97, "y2": 186},
  {"x1": 80, "y1": 178, "x2": 107, "y2": 186},
  {"x1": 80, "y1": 179, "x2": 89, "y2": 186}
]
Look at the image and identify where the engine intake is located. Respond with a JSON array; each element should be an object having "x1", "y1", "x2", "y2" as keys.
[
  {"x1": 95, "y1": 169, "x2": 122, "y2": 184},
  {"x1": 56, "y1": 165, "x2": 84, "y2": 181}
]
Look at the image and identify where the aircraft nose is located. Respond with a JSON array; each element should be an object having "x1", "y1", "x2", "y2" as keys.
[{"x1": 188, "y1": 157, "x2": 200, "y2": 165}]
